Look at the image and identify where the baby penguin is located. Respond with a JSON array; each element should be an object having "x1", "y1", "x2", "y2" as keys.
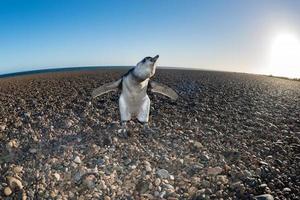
[{"x1": 92, "y1": 55, "x2": 178, "y2": 137}]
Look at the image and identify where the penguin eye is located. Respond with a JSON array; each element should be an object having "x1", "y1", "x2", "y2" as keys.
[{"x1": 142, "y1": 57, "x2": 152, "y2": 63}]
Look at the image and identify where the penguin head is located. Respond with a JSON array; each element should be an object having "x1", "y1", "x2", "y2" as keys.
[{"x1": 134, "y1": 55, "x2": 159, "y2": 80}]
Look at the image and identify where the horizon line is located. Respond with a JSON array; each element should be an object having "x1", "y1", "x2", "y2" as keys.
[{"x1": 0, "y1": 65, "x2": 298, "y2": 80}]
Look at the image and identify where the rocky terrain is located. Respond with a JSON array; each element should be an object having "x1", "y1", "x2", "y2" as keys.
[{"x1": 0, "y1": 68, "x2": 299, "y2": 200}]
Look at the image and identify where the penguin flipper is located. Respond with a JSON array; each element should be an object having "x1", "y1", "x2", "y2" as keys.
[
  {"x1": 92, "y1": 79, "x2": 122, "y2": 98},
  {"x1": 149, "y1": 81, "x2": 178, "y2": 100}
]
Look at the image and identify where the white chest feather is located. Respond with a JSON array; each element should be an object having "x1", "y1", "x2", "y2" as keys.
[{"x1": 120, "y1": 75, "x2": 150, "y2": 113}]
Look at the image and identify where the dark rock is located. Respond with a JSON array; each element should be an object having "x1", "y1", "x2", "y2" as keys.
[{"x1": 254, "y1": 194, "x2": 274, "y2": 200}]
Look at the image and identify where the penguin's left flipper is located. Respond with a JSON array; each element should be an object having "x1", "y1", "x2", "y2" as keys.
[
  {"x1": 149, "y1": 81, "x2": 178, "y2": 100},
  {"x1": 92, "y1": 79, "x2": 122, "y2": 98}
]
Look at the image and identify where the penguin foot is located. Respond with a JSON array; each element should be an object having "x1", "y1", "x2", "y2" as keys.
[
  {"x1": 118, "y1": 128, "x2": 129, "y2": 138},
  {"x1": 118, "y1": 121, "x2": 129, "y2": 138}
]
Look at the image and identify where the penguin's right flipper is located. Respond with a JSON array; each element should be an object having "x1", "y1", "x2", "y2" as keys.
[{"x1": 92, "y1": 79, "x2": 122, "y2": 98}]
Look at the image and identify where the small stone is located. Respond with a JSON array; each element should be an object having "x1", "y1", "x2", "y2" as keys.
[
  {"x1": 50, "y1": 189, "x2": 58, "y2": 198},
  {"x1": 142, "y1": 194, "x2": 155, "y2": 199},
  {"x1": 7, "y1": 139, "x2": 18, "y2": 149},
  {"x1": 201, "y1": 154, "x2": 210, "y2": 161},
  {"x1": 188, "y1": 186, "x2": 198, "y2": 195},
  {"x1": 274, "y1": 159, "x2": 283, "y2": 166},
  {"x1": 231, "y1": 181, "x2": 243, "y2": 190},
  {"x1": 29, "y1": 148, "x2": 37, "y2": 154},
  {"x1": 65, "y1": 119, "x2": 73, "y2": 128},
  {"x1": 145, "y1": 165, "x2": 152, "y2": 172},
  {"x1": 53, "y1": 173, "x2": 60, "y2": 181},
  {"x1": 283, "y1": 187, "x2": 291, "y2": 192},
  {"x1": 216, "y1": 190, "x2": 223, "y2": 197},
  {"x1": 202, "y1": 180, "x2": 210, "y2": 187},
  {"x1": 73, "y1": 171, "x2": 82, "y2": 182},
  {"x1": 198, "y1": 188, "x2": 206, "y2": 194},
  {"x1": 191, "y1": 176, "x2": 200, "y2": 185},
  {"x1": 205, "y1": 188, "x2": 212, "y2": 194},
  {"x1": 183, "y1": 193, "x2": 189, "y2": 197},
  {"x1": 22, "y1": 191, "x2": 27, "y2": 200},
  {"x1": 144, "y1": 161, "x2": 151, "y2": 166},
  {"x1": 255, "y1": 167, "x2": 262, "y2": 175},
  {"x1": 83, "y1": 175, "x2": 96, "y2": 189},
  {"x1": 7, "y1": 176, "x2": 23, "y2": 190},
  {"x1": 254, "y1": 194, "x2": 274, "y2": 200},
  {"x1": 13, "y1": 166, "x2": 23, "y2": 174},
  {"x1": 24, "y1": 112, "x2": 31, "y2": 118},
  {"x1": 136, "y1": 180, "x2": 149, "y2": 194},
  {"x1": 154, "y1": 178, "x2": 161, "y2": 186},
  {"x1": 99, "y1": 180, "x2": 107, "y2": 190},
  {"x1": 103, "y1": 135, "x2": 112, "y2": 146},
  {"x1": 96, "y1": 158, "x2": 105, "y2": 166},
  {"x1": 165, "y1": 184, "x2": 175, "y2": 193},
  {"x1": 156, "y1": 169, "x2": 169, "y2": 179},
  {"x1": 169, "y1": 175, "x2": 175, "y2": 180},
  {"x1": 207, "y1": 167, "x2": 223, "y2": 175},
  {"x1": 259, "y1": 183, "x2": 268, "y2": 188},
  {"x1": 243, "y1": 170, "x2": 252, "y2": 178},
  {"x1": 113, "y1": 137, "x2": 118, "y2": 143},
  {"x1": 144, "y1": 174, "x2": 151, "y2": 180},
  {"x1": 216, "y1": 175, "x2": 228, "y2": 184},
  {"x1": 4, "y1": 187, "x2": 12, "y2": 196},
  {"x1": 0, "y1": 124, "x2": 6, "y2": 131},
  {"x1": 69, "y1": 191, "x2": 75, "y2": 198},
  {"x1": 117, "y1": 129, "x2": 123, "y2": 134},
  {"x1": 74, "y1": 156, "x2": 81, "y2": 164},
  {"x1": 159, "y1": 191, "x2": 166, "y2": 198},
  {"x1": 224, "y1": 164, "x2": 231, "y2": 172},
  {"x1": 259, "y1": 161, "x2": 268, "y2": 166},
  {"x1": 165, "y1": 183, "x2": 174, "y2": 189},
  {"x1": 266, "y1": 155, "x2": 272, "y2": 159},
  {"x1": 130, "y1": 165, "x2": 137, "y2": 169},
  {"x1": 179, "y1": 159, "x2": 184, "y2": 164},
  {"x1": 265, "y1": 186, "x2": 271, "y2": 193},
  {"x1": 194, "y1": 141, "x2": 204, "y2": 149},
  {"x1": 104, "y1": 196, "x2": 111, "y2": 200}
]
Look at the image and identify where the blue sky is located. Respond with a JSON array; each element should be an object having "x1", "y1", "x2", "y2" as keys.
[{"x1": 1, "y1": 0, "x2": 300, "y2": 75}]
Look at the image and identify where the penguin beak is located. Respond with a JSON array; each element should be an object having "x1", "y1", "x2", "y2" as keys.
[{"x1": 152, "y1": 55, "x2": 159, "y2": 62}]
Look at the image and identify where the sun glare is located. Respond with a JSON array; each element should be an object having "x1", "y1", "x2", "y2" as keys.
[{"x1": 267, "y1": 32, "x2": 300, "y2": 78}]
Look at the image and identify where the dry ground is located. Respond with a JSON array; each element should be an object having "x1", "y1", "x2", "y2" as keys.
[{"x1": 0, "y1": 69, "x2": 299, "y2": 199}]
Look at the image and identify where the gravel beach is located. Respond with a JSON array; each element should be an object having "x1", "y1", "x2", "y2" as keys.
[{"x1": 0, "y1": 68, "x2": 299, "y2": 199}]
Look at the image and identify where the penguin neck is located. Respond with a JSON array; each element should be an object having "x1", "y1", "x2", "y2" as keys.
[{"x1": 130, "y1": 71, "x2": 148, "y2": 83}]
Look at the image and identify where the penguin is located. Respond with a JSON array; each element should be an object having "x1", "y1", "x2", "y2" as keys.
[{"x1": 92, "y1": 55, "x2": 178, "y2": 137}]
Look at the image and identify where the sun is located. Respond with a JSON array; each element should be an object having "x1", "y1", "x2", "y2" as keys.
[{"x1": 266, "y1": 32, "x2": 300, "y2": 78}]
